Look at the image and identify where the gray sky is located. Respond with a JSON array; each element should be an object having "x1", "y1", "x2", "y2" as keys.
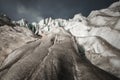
[{"x1": 0, "y1": 0, "x2": 118, "y2": 22}]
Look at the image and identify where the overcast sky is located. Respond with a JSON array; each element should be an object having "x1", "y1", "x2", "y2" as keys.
[{"x1": 0, "y1": 0, "x2": 119, "y2": 22}]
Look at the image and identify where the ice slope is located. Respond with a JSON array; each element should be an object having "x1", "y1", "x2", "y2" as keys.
[{"x1": 30, "y1": 1, "x2": 120, "y2": 78}]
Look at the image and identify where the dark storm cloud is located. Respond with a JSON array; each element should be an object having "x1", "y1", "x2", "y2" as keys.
[{"x1": 0, "y1": 0, "x2": 119, "y2": 22}]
